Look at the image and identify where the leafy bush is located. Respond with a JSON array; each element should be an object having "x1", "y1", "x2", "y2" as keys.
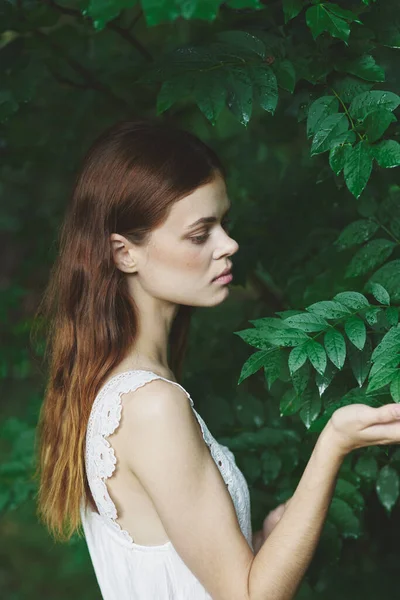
[{"x1": 1, "y1": 0, "x2": 400, "y2": 598}]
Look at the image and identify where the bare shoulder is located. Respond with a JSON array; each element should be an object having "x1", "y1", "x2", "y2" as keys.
[
  {"x1": 115, "y1": 377, "x2": 253, "y2": 600},
  {"x1": 121, "y1": 377, "x2": 198, "y2": 434}
]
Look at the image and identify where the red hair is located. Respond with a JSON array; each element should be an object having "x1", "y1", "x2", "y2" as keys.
[{"x1": 32, "y1": 117, "x2": 226, "y2": 541}]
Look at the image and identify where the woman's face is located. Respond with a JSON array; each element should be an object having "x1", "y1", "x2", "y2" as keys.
[{"x1": 120, "y1": 173, "x2": 239, "y2": 308}]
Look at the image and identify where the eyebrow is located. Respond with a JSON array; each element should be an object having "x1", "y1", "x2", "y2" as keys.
[{"x1": 186, "y1": 205, "x2": 231, "y2": 230}]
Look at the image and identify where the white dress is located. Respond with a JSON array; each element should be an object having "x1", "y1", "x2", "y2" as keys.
[{"x1": 80, "y1": 369, "x2": 253, "y2": 599}]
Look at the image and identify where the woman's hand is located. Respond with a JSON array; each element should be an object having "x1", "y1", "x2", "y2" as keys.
[
  {"x1": 252, "y1": 498, "x2": 291, "y2": 554},
  {"x1": 251, "y1": 403, "x2": 400, "y2": 554},
  {"x1": 328, "y1": 402, "x2": 400, "y2": 456}
]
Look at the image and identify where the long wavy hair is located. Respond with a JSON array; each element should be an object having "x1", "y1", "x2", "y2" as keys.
[{"x1": 33, "y1": 117, "x2": 226, "y2": 542}]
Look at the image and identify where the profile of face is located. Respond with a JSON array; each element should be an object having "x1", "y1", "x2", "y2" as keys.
[{"x1": 110, "y1": 173, "x2": 239, "y2": 308}]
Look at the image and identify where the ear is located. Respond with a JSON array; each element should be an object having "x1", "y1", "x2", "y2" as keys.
[{"x1": 110, "y1": 233, "x2": 137, "y2": 273}]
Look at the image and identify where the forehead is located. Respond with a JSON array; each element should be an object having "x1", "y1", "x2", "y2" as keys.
[{"x1": 166, "y1": 175, "x2": 229, "y2": 227}]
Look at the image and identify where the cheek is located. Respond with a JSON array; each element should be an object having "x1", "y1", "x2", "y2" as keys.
[{"x1": 149, "y1": 239, "x2": 205, "y2": 281}]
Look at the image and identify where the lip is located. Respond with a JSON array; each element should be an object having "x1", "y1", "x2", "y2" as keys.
[{"x1": 213, "y1": 265, "x2": 232, "y2": 281}]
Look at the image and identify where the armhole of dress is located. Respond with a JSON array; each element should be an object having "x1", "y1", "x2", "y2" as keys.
[{"x1": 85, "y1": 371, "x2": 204, "y2": 546}]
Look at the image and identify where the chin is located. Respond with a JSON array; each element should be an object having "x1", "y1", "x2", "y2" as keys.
[{"x1": 209, "y1": 285, "x2": 231, "y2": 306}]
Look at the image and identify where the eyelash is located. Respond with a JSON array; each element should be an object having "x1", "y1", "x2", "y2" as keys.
[{"x1": 190, "y1": 218, "x2": 232, "y2": 245}]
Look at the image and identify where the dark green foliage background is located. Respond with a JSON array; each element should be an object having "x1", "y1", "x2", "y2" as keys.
[{"x1": 1, "y1": 0, "x2": 400, "y2": 597}]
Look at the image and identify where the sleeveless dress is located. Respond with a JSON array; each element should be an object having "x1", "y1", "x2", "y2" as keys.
[{"x1": 80, "y1": 369, "x2": 254, "y2": 599}]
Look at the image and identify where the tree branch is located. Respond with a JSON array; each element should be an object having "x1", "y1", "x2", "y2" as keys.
[
  {"x1": 107, "y1": 19, "x2": 153, "y2": 62},
  {"x1": 47, "y1": 68, "x2": 92, "y2": 91},
  {"x1": 43, "y1": 0, "x2": 153, "y2": 62},
  {"x1": 34, "y1": 28, "x2": 131, "y2": 110}
]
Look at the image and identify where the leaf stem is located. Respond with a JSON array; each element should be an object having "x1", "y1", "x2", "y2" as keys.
[
  {"x1": 330, "y1": 87, "x2": 363, "y2": 142},
  {"x1": 372, "y1": 217, "x2": 400, "y2": 246}
]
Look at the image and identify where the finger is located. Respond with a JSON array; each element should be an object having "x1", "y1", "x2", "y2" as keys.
[
  {"x1": 362, "y1": 421, "x2": 400, "y2": 444},
  {"x1": 367, "y1": 404, "x2": 400, "y2": 427}
]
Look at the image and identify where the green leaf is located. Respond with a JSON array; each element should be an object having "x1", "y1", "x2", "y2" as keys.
[
  {"x1": 325, "y1": 3, "x2": 362, "y2": 23},
  {"x1": 305, "y1": 340, "x2": 327, "y2": 375},
  {"x1": 390, "y1": 371, "x2": 400, "y2": 402},
  {"x1": 261, "y1": 449, "x2": 282, "y2": 484},
  {"x1": 238, "y1": 349, "x2": 272, "y2": 383},
  {"x1": 307, "y1": 96, "x2": 339, "y2": 138},
  {"x1": 371, "y1": 327, "x2": 400, "y2": 362},
  {"x1": 273, "y1": 59, "x2": 296, "y2": 93},
  {"x1": 299, "y1": 391, "x2": 322, "y2": 429},
  {"x1": 329, "y1": 143, "x2": 352, "y2": 176},
  {"x1": 226, "y1": 0, "x2": 263, "y2": 7},
  {"x1": 345, "y1": 239, "x2": 396, "y2": 278},
  {"x1": 194, "y1": 75, "x2": 226, "y2": 125},
  {"x1": 284, "y1": 313, "x2": 329, "y2": 332},
  {"x1": 282, "y1": 0, "x2": 303, "y2": 23},
  {"x1": 369, "y1": 355, "x2": 400, "y2": 380},
  {"x1": 251, "y1": 317, "x2": 290, "y2": 329},
  {"x1": 141, "y1": 0, "x2": 178, "y2": 26},
  {"x1": 363, "y1": 109, "x2": 397, "y2": 143},
  {"x1": 311, "y1": 113, "x2": 350, "y2": 156},
  {"x1": 376, "y1": 465, "x2": 400, "y2": 512},
  {"x1": 364, "y1": 306, "x2": 381, "y2": 325},
  {"x1": 225, "y1": 66, "x2": 253, "y2": 126},
  {"x1": 251, "y1": 64, "x2": 278, "y2": 115},
  {"x1": 367, "y1": 367, "x2": 398, "y2": 393},
  {"x1": 84, "y1": 0, "x2": 136, "y2": 30},
  {"x1": 343, "y1": 141, "x2": 374, "y2": 199},
  {"x1": 348, "y1": 338, "x2": 372, "y2": 386},
  {"x1": 333, "y1": 291, "x2": 370, "y2": 310},
  {"x1": 235, "y1": 328, "x2": 271, "y2": 349},
  {"x1": 329, "y1": 497, "x2": 362, "y2": 539},
  {"x1": 335, "y1": 221, "x2": 379, "y2": 250},
  {"x1": 391, "y1": 217, "x2": 400, "y2": 239},
  {"x1": 345, "y1": 316, "x2": 367, "y2": 351},
  {"x1": 316, "y1": 363, "x2": 337, "y2": 396},
  {"x1": 355, "y1": 454, "x2": 378, "y2": 480},
  {"x1": 336, "y1": 55, "x2": 385, "y2": 83},
  {"x1": 368, "y1": 260, "x2": 400, "y2": 303},
  {"x1": 277, "y1": 310, "x2": 304, "y2": 319},
  {"x1": 307, "y1": 300, "x2": 351, "y2": 319},
  {"x1": 324, "y1": 329, "x2": 346, "y2": 369},
  {"x1": 156, "y1": 74, "x2": 194, "y2": 114},
  {"x1": 216, "y1": 30, "x2": 266, "y2": 58},
  {"x1": 335, "y1": 479, "x2": 365, "y2": 510},
  {"x1": 288, "y1": 344, "x2": 308, "y2": 374},
  {"x1": 372, "y1": 140, "x2": 400, "y2": 169},
  {"x1": 386, "y1": 307, "x2": 399, "y2": 327},
  {"x1": 264, "y1": 349, "x2": 284, "y2": 389},
  {"x1": 292, "y1": 361, "x2": 310, "y2": 396},
  {"x1": 331, "y1": 75, "x2": 374, "y2": 104},
  {"x1": 263, "y1": 328, "x2": 309, "y2": 347},
  {"x1": 368, "y1": 282, "x2": 391, "y2": 305},
  {"x1": 280, "y1": 388, "x2": 305, "y2": 416},
  {"x1": 306, "y1": 4, "x2": 351, "y2": 42},
  {"x1": 142, "y1": 0, "x2": 221, "y2": 24},
  {"x1": 349, "y1": 90, "x2": 400, "y2": 121}
]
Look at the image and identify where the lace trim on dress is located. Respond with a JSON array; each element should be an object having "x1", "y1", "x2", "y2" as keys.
[{"x1": 85, "y1": 369, "x2": 253, "y2": 550}]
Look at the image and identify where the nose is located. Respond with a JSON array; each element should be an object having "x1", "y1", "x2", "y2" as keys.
[
  {"x1": 227, "y1": 234, "x2": 239, "y2": 256},
  {"x1": 222, "y1": 233, "x2": 239, "y2": 259},
  {"x1": 214, "y1": 229, "x2": 239, "y2": 261}
]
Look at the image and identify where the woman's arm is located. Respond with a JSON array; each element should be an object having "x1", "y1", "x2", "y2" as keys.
[{"x1": 248, "y1": 420, "x2": 344, "y2": 600}]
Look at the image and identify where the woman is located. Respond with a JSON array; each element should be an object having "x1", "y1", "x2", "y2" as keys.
[{"x1": 35, "y1": 117, "x2": 400, "y2": 600}]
